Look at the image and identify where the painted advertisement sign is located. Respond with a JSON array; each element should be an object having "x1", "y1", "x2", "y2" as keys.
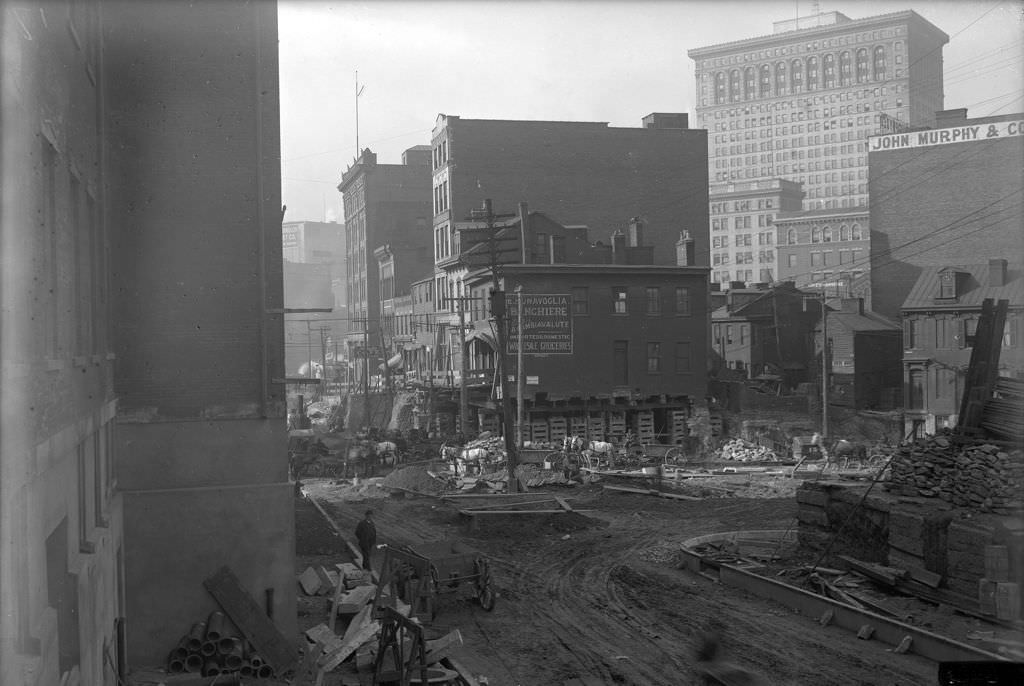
[
  {"x1": 506, "y1": 293, "x2": 573, "y2": 355},
  {"x1": 868, "y1": 120, "x2": 1024, "y2": 152}
]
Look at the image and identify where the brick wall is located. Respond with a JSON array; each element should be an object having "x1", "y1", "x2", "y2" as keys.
[
  {"x1": 869, "y1": 127, "x2": 1024, "y2": 318},
  {"x1": 446, "y1": 119, "x2": 710, "y2": 267}
]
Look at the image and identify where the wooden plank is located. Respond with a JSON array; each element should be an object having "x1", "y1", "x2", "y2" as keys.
[
  {"x1": 294, "y1": 642, "x2": 326, "y2": 686},
  {"x1": 906, "y1": 566, "x2": 942, "y2": 589},
  {"x1": 555, "y1": 496, "x2": 573, "y2": 512},
  {"x1": 460, "y1": 498, "x2": 556, "y2": 511},
  {"x1": 319, "y1": 619, "x2": 380, "y2": 672},
  {"x1": 443, "y1": 657, "x2": 481, "y2": 686},
  {"x1": 442, "y1": 492, "x2": 554, "y2": 499},
  {"x1": 203, "y1": 566, "x2": 296, "y2": 674},
  {"x1": 328, "y1": 575, "x2": 346, "y2": 632},
  {"x1": 423, "y1": 629, "x2": 463, "y2": 665},
  {"x1": 305, "y1": 623, "x2": 341, "y2": 650},
  {"x1": 836, "y1": 555, "x2": 905, "y2": 587},
  {"x1": 341, "y1": 604, "x2": 374, "y2": 646},
  {"x1": 459, "y1": 508, "x2": 595, "y2": 515}
]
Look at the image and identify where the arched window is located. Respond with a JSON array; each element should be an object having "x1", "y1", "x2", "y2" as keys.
[
  {"x1": 851, "y1": 223, "x2": 863, "y2": 240},
  {"x1": 839, "y1": 51, "x2": 852, "y2": 85},
  {"x1": 873, "y1": 46, "x2": 887, "y2": 80},
  {"x1": 744, "y1": 67, "x2": 756, "y2": 100},
  {"x1": 822, "y1": 226, "x2": 833, "y2": 242},
  {"x1": 807, "y1": 56, "x2": 819, "y2": 90},
  {"x1": 839, "y1": 224, "x2": 850, "y2": 241},
  {"x1": 856, "y1": 48, "x2": 869, "y2": 83},
  {"x1": 823, "y1": 54, "x2": 836, "y2": 88},
  {"x1": 787, "y1": 228, "x2": 797, "y2": 245},
  {"x1": 759, "y1": 64, "x2": 772, "y2": 97},
  {"x1": 775, "y1": 62, "x2": 787, "y2": 95},
  {"x1": 791, "y1": 59, "x2": 804, "y2": 92},
  {"x1": 811, "y1": 227, "x2": 821, "y2": 243},
  {"x1": 729, "y1": 69, "x2": 741, "y2": 102},
  {"x1": 714, "y1": 72, "x2": 726, "y2": 104}
]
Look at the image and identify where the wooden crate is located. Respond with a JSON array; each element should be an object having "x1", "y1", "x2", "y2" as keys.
[
  {"x1": 570, "y1": 415, "x2": 587, "y2": 438},
  {"x1": 479, "y1": 414, "x2": 500, "y2": 435},
  {"x1": 635, "y1": 411, "x2": 655, "y2": 442},
  {"x1": 670, "y1": 410, "x2": 689, "y2": 444},
  {"x1": 549, "y1": 416, "x2": 568, "y2": 444},
  {"x1": 531, "y1": 420, "x2": 549, "y2": 444},
  {"x1": 608, "y1": 412, "x2": 627, "y2": 438}
]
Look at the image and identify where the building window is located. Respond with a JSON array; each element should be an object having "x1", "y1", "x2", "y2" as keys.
[
  {"x1": 788, "y1": 254, "x2": 797, "y2": 268},
  {"x1": 1004, "y1": 318, "x2": 1019, "y2": 348},
  {"x1": 647, "y1": 342, "x2": 662, "y2": 373},
  {"x1": 939, "y1": 271, "x2": 957, "y2": 299},
  {"x1": 811, "y1": 252, "x2": 822, "y2": 267},
  {"x1": 551, "y1": 235, "x2": 566, "y2": 264},
  {"x1": 645, "y1": 287, "x2": 661, "y2": 315},
  {"x1": 873, "y1": 46, "x2": 887, "y2": 80},
  {"x1": 571, "y1": 286, "x2": 589, "y2": 315},
  {"x1": 935, "y1": 318, "x2": 952, "y2": 349},
  {"x1": 839, "y1": 225, "x2": 849, "y2": 241},
  {"x1": 674, "y1": 287, "x2": 691, "y2": 315},
  {"x1": 787, "y1": 228, "x2": 797, "y2": 245},
  {"x1": 811, "y1": 227, "x2": 821, "y2": 243},
  {"x1": 908, "y1": 369, "x2": 925, "y2": 409},
  {"x1": 533, "y1": 233, "x2": 548, "y2": 262},
  {"x1": 851, "y1": 223, "x2": 863, "y2": 240},
  {"x1": 906, "y1": 318, "x2": 923, "y2": 348},
  {"x1": 674, "y1": 342, "x2": 692, "y2": 373},
  {"x1": 612, "y1": 287, "x2": 628, "y2": 314},
  {"x1": 822, "y1": 226, "x2": 833, "y2": 242}
]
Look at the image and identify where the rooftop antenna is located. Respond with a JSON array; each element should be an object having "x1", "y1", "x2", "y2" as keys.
[{"x1": 355, "y1": 71, "x2": 366, "y2": 157}]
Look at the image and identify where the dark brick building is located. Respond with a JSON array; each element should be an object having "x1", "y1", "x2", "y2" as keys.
[
  {"x1": 2, "y1": 1, "x2": 295, "y2": 679},
  {"x1": 822, "y1": 298, "x2": 902, "y2": 410},
  {"x1": 868, "y1": 110, "x2": 1024, "y2": 319},
  {"x1": 338, "y1": 146, "x2": 433, "y2": 380}
]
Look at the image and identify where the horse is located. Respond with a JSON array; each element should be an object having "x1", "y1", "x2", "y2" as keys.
[
  {"x1": 441, "y1": 443, "x2": 487, "y2": 476},
  {"x1": 564, "y1": 435, "x2": 614, "y2": 455},
  {"x1": 375, "y1": 441, "x2": 398, "y2": 466}
]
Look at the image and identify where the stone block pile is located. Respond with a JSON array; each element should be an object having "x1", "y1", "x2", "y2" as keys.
[
  {"x1": 882, "y1": 434, "x2": 1024, "y2": 514},
  {"x1": 718, "y1": 437, "x2": 780, "y2": 462}
]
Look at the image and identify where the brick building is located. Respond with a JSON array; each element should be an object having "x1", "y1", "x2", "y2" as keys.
[
  {"x1": 868, "y1": 110, "x2": 1024, "y2": 319},
  {"x1": 427, "y1": 114, "x2": 710, "y2": 327},
  {"x1": 821, "y1": 298, "x2": 902, "y2": 410},
  {"x1": 774, "y1": 206, "x2": 871, "y2": 302},
  {"x1": 338, "y1": 146, "x2": 433, "y2": 381},
  {"x1": 1, "y1": 2, "x2": 295, "y2": 681},
  {"x1": 690, "y1": 9, "x2": 947, "y2": 211},
  {"x1": 901, "y1": 260, "x2": 1024, "y2": 437},
  {"x1": 709, "y1": 178, "x2": 804, "y2": 286}
]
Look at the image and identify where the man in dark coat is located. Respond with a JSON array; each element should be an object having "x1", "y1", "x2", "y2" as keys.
[{"x1": 355, "y1": 509, "x2": 376, "y2": 571}]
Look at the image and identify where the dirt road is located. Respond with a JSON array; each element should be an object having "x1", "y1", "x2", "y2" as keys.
[{"x1": 300, "y1": 479, "x2": 939, "y2": 686}]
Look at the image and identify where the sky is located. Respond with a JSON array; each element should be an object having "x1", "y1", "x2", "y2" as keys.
[{"x1": 278, "y1": 0, "x2": 1024, "y2": 223}]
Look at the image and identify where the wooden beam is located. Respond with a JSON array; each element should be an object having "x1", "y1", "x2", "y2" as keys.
[
  {"x1": 554, "y1": 496, "x2": 573, "y2": 512},
  {"x1": 459, "y1": 508, "x2": 595, "y2": 515},
  {"x1": 203, "y1": 566, "x2": 297, "y2": 674}
]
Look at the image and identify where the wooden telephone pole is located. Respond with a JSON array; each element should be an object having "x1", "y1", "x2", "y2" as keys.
[{"x1": 468, "y1": 199, "x2": 520, "y2": 492}]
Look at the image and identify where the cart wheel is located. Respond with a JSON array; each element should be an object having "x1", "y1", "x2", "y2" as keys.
[{"x1": 664, "y1": 447, "x2": 684, "y2": 463}]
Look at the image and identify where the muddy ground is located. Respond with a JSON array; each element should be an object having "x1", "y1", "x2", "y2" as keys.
[{"x1": 295, "y1": 476, "x2": 955, "y2": 686}]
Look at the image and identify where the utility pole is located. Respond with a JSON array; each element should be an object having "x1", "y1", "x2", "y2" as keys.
[
  {"x1": 820, "y1": 290, "x2": 829, "y2": 442},
  {"x1": 515, "y1": 285, "x2": 525, "y2": 448},
  {"x1": 455, "y1": 297, "x2": 470, "y2": 436},
  {"x1": 320, "y1": 326, "x2": 328, "y2": 395},
  {"x1": 469, "y1": 199, "x2": 519, "y2": 491},
  {"x1": 355, "y1": 71, "x2": 365, "y2": 157}
]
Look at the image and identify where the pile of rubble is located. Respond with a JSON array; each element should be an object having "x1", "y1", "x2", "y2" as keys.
[
  {"x1": 381, "y1": 465, "x2": 449, "y2": 496},
  {"x1": 718, "y1": 438, "x2": 780, "y2": 462},
  {"x1": 883, "y1": 434, "x2": 1024, "y2": 513}
]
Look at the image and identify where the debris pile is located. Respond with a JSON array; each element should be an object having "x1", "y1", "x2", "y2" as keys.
[
  {"x1": 718, "y1": 438, "x2": 780, "y2": 462},
  {"x1": 382, "y1": 465, "x2": 448, "y2": 496},
  {"x1": 165, "y1": 611, "x2": 274, "y2": 678},
  {"x1": 882, "y1": 434, "x2": 1024, "y2": 513}
]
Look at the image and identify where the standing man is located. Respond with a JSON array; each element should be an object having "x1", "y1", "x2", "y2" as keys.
[{"x1": 355, "y1": 509, "x2": 377, "y2": 571}]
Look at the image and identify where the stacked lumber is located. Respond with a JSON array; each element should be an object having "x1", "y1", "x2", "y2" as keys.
[
  {"x1": 718, "y1": 438, "x2": 780, "y2": 462},
  {"x1": 982, "y1": 377, "x2": 1024, "y2": 441},
  {"x1": 883, "y1": 434, "x2": 1024, "y2": 513}
]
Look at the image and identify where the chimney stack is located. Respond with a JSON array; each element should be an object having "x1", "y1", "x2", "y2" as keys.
[
  {"x1": 611, "y1": 230, "x2": 627, "y2": 264},
  {"x1": 627, "y1": 217, "x2": 644, "y2": 248},
  {"x1": 989, "y1": 258, "x2": 1008, "y2": 287},
  {"x1": 518, "y1": 202, "x2": 529, "y2": 264},
  {"x1": 676, "y1": 231, "x2": 695, "y2": 266}
]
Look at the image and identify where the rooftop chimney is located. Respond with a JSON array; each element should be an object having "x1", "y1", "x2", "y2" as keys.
[
  {"x1": 840, "y1": 297, "x2": 864, "y2": 315},
  {"x1": 611, "y1": 230, "x2": 627, "y2": 265},
  {"x1": 627, "y1": 218, "x2": 644, "y2": 248},
  {"x1": 675, "y1": 231, "x2": 695, "y2": 266},
  {"x1": 989, "y1": 258, "x2": 1008, "y2": 287},
  {"x1": 518, "y1": 202, "x2": 530, "y2": 264}
]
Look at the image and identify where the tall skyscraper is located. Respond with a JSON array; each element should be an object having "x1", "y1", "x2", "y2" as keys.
[{"x1": 690, "y1": 10, "x2": 948, "y2": 212}]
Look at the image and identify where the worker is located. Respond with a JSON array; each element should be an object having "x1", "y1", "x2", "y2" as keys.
[{"x1": 355, "y1": 509, "x2": 376, "y2": 572}]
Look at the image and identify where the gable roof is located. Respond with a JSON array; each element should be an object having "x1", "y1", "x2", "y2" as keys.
[
  {"x1": 902, "y1": 263, "x2": 1024, "y2": 311},
  {"x1": 827, "y1": 310, "x2": 900, "y2": 333}
]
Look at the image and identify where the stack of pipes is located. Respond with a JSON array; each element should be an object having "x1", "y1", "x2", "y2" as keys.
[{"x1": 166, "y1": 611, "x2": 273, "y2": 678}]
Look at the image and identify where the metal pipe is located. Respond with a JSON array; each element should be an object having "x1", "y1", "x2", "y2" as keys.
[
  {"x1": 185, "y1": 621, "x2": 206, "y2": 652},
  {"x1": 257, "y1": 664, "x2": 273, "y2": 679},
  {"x1": 205, "y1": 610, "x2": 226, "y2": 642},
  {"x1": 166, "y1": 652, "x2": 185, "y2": 674},
  {"x1": 218, "y1": 635, "x2": 241, "y2": 655},
  {"x1": 200, "y1": 641, "x2": 217, "y2": 657},
  {"x1": 184, "y1": 653, "x2": 203, "y2": 673},
  {"x1": 202, "y1": 660, "x2": 221, "y2": 677}
]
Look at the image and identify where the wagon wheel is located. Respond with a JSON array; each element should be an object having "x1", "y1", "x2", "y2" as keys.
[
  {"x1": 474, "y1": 557, "x2": 496, "y2": 611},
  {"x1": 664, "y1": 447, "x2": 684, "y2": 463}
]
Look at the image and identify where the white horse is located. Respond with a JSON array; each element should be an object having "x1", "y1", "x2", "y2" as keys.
[
  {"x1": 564, "y1": 435, "x2": 614, "y2": 455},
  {"x1": 440, "y1": 444, "x2": 488, "y2": 475}
]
